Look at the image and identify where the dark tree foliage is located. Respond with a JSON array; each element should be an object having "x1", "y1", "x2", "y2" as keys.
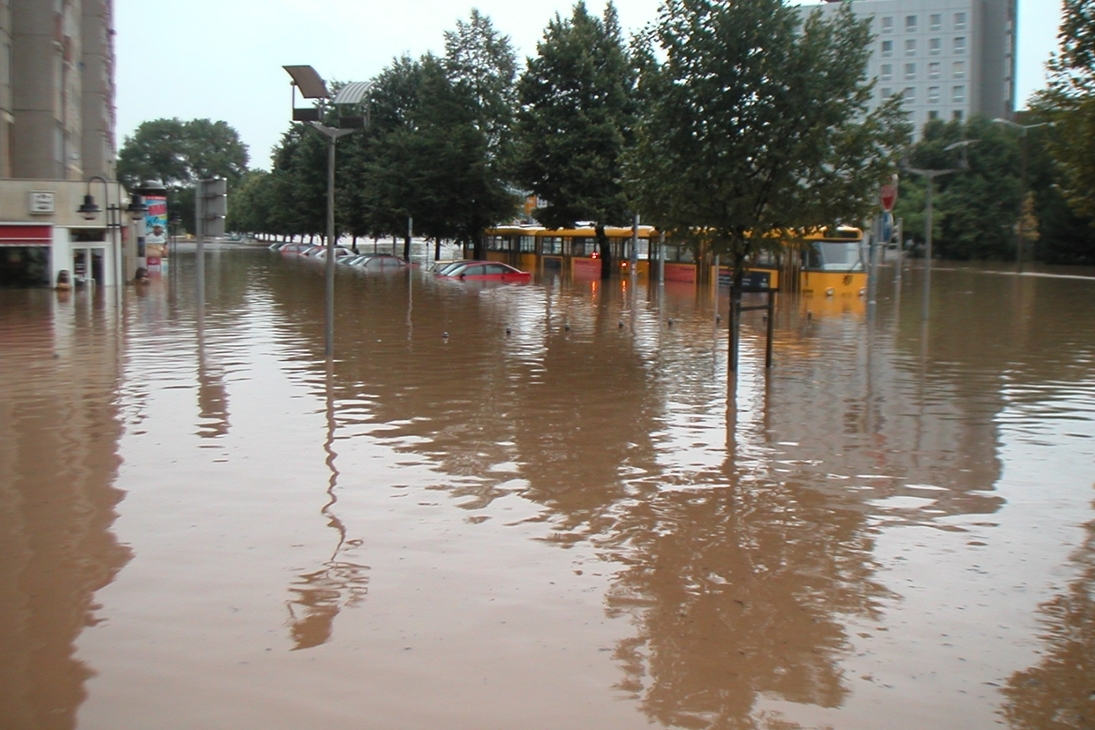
[
  {"x1": 897, "y1": 117, "x2": 1021, "y2": 260},
  {"x1": 1033, "y1": 0, "x2": 1095, "y2": 261},
  {"x1": 443, "y1": 8, "x2": 518, "y2": 166},
  {"x1": 269, "y1": 124, "x2": 327, "y2": 241},
  {"x1": 895, "y1": 114, "x2": 1095, "y2": 265},
  {"x1": 514, "y1": 2, "x2": 637, "y2": 277},
  {"x1": 627, "y1": 0, "x2": 908, "y2": 283}
]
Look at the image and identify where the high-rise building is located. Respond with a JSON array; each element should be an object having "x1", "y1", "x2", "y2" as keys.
[
  {"x1": 806, "y1": 0, "x2": 1018, "y2": 135},
  {"x1": 0, "y1": 0, "x2": 136, "y2": 289},
  {"x1": 1, "y1": 0, "x2": 115, "y2": 180}
]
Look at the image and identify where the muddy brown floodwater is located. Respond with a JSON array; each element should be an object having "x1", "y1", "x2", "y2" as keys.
[{"x1": 2, "y1": 247, "x2": 1094, "y2": 730}]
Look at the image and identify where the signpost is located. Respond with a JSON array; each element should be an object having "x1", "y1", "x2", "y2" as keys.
[{"x1": 868, "y1": 179, "x2": 898, "y2": 319}]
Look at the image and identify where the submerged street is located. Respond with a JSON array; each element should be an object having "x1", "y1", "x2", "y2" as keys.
[{"x1": 2, "y1": 247, "x2": 1094, "y2": 730}]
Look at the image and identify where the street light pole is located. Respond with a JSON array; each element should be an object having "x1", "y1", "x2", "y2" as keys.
[
  {"x1": 313, "y1": 122, "x2": 356, "y2": 358},
  {"x1": 283, "y1": 66, "x2": 370, "y2": 361},
  {"x1": 903, "y1": 140, "x2": 974, "y2": 321},
  {"x1": 992, "y1": 118, "x2": 1054, "y2": 273}
]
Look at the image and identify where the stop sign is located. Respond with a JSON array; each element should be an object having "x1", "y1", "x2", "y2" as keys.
[{"x1": 880, "y1": 183, "x2": 897, "y2": 212}]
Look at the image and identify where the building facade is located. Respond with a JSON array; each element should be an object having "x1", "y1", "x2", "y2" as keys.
[
  {"x1": 0, "y1": 0, "x2": 134, "y2": 289},
  {"x1": 809, "y1": 0, "x2": 1018, "y2": 135}
]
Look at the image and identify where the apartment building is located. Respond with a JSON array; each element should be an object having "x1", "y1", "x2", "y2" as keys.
[
  {"x1": 0, "y1": 0, "x2": 136, "y2": 289},
  {"x1": 809, "y1": 0, "x2": 1018, "y2": 135}
]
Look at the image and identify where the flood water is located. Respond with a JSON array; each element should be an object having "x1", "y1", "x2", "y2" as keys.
[{"x1": 2, "y1": 246, "x2": 1094, "y2": 730}]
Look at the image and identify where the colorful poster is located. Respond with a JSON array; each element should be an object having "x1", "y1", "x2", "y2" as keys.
[{"x1": 145, "y1": 195, "x2": 169, "y2": 269}]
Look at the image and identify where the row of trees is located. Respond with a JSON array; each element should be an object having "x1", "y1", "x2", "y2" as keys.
[
  {"x1": 228, "y1": 0, "x2": 909, "y2": 280},
  {"x1": 118, "y1": 1, "x2": 1095, "y2": 270}
]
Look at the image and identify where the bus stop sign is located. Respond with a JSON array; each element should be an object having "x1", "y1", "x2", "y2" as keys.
[{"x1": 880, "y1": 183, "x2": 897, "y2": 212}]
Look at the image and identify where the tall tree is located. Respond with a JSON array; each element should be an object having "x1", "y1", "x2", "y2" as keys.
[
  {"x1": 443, "y1": 8, "x2": 518, "y2": 166},
  {"x1": 514, "y1": 2, "x2": 637, "y2": 277},
  {"x1": 117, "y1": 118, "x2": 249, "y2": 233},
  {"x1": 627, "y1": 0, "x2": 908, "y2": 283},
  {"x1": 1038, "y1": 0, "x2": 1095, "y2": 224}
]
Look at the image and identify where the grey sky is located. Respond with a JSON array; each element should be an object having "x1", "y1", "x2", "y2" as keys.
[{"x1": 116, "y1": 0, "x2": 1062, "y2": 170}]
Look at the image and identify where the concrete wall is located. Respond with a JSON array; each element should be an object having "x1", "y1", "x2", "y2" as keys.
[
  {"x1": 0, "y1": 0, "x2": 12, "y2": 178},
  {"x1": 80, "y1": 0, "x2": 113, "y2": 179}
]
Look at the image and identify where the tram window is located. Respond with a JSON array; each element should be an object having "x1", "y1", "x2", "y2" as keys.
[
  {"x1": 520, "y1": 236, "x2": 535, "y2": 252},
  {"x1": 542, "y1": 236, "x2": 562, "y2": 255},
  {"x1": 809, "y1": 241, "x2": 864, "y2": 271}
]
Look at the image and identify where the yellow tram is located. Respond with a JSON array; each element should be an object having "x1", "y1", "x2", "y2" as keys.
[{"x1": 481, "y1": 224, "x2": 868, "y2": 297}]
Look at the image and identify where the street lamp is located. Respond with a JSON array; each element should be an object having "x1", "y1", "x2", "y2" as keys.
[
  {"x1": 77, "y1": 176, "x2": 147, "y2": 287},
  {"x1": 992, "y1": 118, "x2": 1055, "y2": 272},
  {"x1": 903, "y1": 139, "x2": 975, "y2": 321},
  {"x1": 283, "y1": 65, "x2": 371, "y2": 359}
]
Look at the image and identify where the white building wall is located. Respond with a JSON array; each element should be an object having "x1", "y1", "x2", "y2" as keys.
[{"x1": 806, "y1": 0, "x2": 1017, "y2": 137}]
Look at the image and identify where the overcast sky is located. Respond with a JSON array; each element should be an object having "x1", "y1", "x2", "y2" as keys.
[{"x1": 115, "y1": 0, "x2": 1062, "y2": 170}]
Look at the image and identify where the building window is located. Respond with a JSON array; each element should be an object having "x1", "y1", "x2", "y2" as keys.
[
  {"x1": 930, "y1": 13, "x2": 942, "y2": 31},
  {"x1": 953, "y1": 60, "x2": 967, "y2": 79},
  {"x1": 929, "y1": 37, "x2": 942, "y2": 55},
  {"x1": 954, "y1": 36, "x2": 967, "y2": 54},
  {"x1": 880, "y1": 63, "x2": 893, "y2": 81},
  {"x1": 904, "y1": 87, "x2": 917, "y2": 102},
  {"x1": 953, "y1": 109, "x2": 964, "y2": 121},
  {"x1": 905, "y1": 39, "x2": 917, "y2": 55},
  {"x1": 881, "y1": 16, "x2": 893, "y2": 33},
  {"x1": 953, "y1": 85, "x2": 966, "y2": 103},
  {"x1": 881, "y1": 87, "x2": 894, "y2": 99},
  {"x1": 929, "y1": 61, "x2": 941, "y2": 79},
  {"x1": 929, "y1": 110, "x2": 940, "y2": 120},
  {"x1": 905, "y1": 15, "x2": 918, "y2": 32},
  {"x1": 881, "y1": 40, "x2": 894, "y2": 57},
  {"x1": 955, "y1": 12, "x2": 967, "y2": 31},
  {"x1": 905, "y1": 63, "x2": 917, "y2": 80},
  {"x1": 928, "y1": 86, "x2": 940, "y2": 103}
]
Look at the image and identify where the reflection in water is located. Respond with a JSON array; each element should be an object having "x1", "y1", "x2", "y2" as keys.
[
  {"x1": 0, "y1": 289, "x2": 131, "y2": 730},
  {"x1": 4, "y1": 251, "x2": 1094, "y2": 729},
  {"x1": 286, "y1": 363, "x2": 370, "y2": 650},
  {"x1": 1003, "y1": 508, "x2": 1095, "y2": 729},
  {"x1": 196, "y1": 307, "x2": 230, "y2": 438}
]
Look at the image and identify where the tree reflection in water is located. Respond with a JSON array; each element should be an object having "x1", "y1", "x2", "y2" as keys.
[{"x1": 1004, "y1": 508, "x2": 1095, "y2": 729}]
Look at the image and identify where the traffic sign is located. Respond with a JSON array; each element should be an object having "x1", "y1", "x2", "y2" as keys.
[
  {"x1": 881, "y1": 212, "x2": 894, "y2": 243},
  {"x1": 880, "y1": 183, "x2": 897, "y2": 212}
]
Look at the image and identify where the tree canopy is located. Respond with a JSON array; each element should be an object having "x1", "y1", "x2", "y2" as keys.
[
  {"x1": 627, "y1": 0, "x2": 909, "y2": 281},
  {"x1": 514, "y1": 1, "x2": 637, "y2": 276},
  {"x1": 1037, "y1": 0, "x2": 1095, "y2": 222},
  {"x1": 117, "y1": 117, "x2": 249, "y2": 232}
]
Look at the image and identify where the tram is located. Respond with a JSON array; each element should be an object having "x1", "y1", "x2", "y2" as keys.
[{"x1": 481, "y1": 224, "x2": 867, "y2": 296}]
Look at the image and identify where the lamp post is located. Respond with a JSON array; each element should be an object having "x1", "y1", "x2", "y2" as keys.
[
  {"x1": 903, "y1": 140, "x2": 974, "y2": 321},
  {"x1": 992, "y1": 118, "x2": 1054, "y2": 272},
  {"x1": 77, "y1": 176, "x2": 147, "y2": 287},
  {"x1": 283, "y1": 65, "x2": 371, "y2": 359}
]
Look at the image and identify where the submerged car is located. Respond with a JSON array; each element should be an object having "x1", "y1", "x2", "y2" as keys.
[
  {"x1": 435, "y1": 261, "x2": 531, "y2": 282},
  {"x1": 347, "y1": 254, "x2": 410, "y2": 270}
]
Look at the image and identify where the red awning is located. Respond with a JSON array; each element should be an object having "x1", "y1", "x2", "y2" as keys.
[{"x1": 0, "y1": 224, "x2": 52, "y2": 246}]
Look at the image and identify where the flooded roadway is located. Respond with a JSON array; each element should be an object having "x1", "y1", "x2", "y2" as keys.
[{"x1": 1, "y1": 247, "x2": 1094, "y2": 730}]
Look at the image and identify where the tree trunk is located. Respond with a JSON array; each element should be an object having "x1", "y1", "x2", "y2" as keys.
[
  {"x1": 402, "y1": 234, "x2": 412, "y2": 262},
  {"x1": 596, "y1": 223, "x2": 612, "y2": 279}
]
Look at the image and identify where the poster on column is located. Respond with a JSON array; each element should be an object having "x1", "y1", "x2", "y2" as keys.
[{"x1": 145, "y1": 196, "x2": 168, "y2": 271}]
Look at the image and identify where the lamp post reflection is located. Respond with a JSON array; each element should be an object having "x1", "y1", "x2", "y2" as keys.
[{"x1": 285, "y1": 363, "x2": 370, "y2": 650}]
